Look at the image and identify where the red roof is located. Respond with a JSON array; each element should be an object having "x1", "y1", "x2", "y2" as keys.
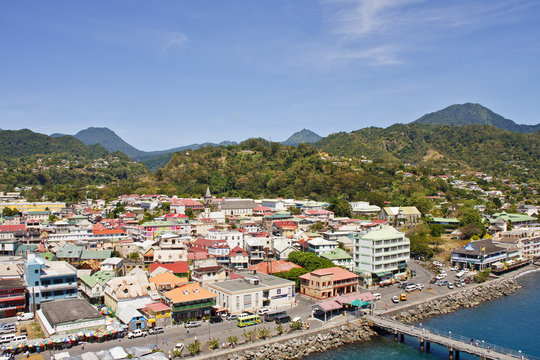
[
  {"x1": 230, "y1": 246, "x2": 248, "y2": 256},
  {"x1": 248, "y1": 260, "x2": 302, "y2": 274},
  {"x1": 149, "y1": 261, "x2": 189, "y2": 274},
  {"x1": 299, "y1": 267, "x2": 359, "y2": 282},
  {"x1": 146, "y1": 302, "x2": 171, "y2": 312},
  {"x1": 164, "y1": 213, "x2": 188, "y2": 218},
  {"x1": 0, "y1": 225, "x2": 25, "y2": 232},
  {"x1": 229, "y1": 273, "x2": 244, "y2": 280},
  {"x1": 273, "y1": 221, "x2": 297, "y2": 228},
  {"x1": 193, "y1": 238, "x2": 227, "y2": 249},
  {"x1": 172, "y1": 199, "x2": 204, "y2": 207},
  {"x1": 253, "y1": 206, "x2": 272, "y2": 211},
  {"x1": 188, "y1": 252, "x2": 210, "y2": 260}
]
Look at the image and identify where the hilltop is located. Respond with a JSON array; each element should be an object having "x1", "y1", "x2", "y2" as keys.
[
  {"x1": 281, "y1": 129, "x2": 322, "y2": 146},
  {"x1": 413, "y1": 103, "x2": 540, "y2": 133}
]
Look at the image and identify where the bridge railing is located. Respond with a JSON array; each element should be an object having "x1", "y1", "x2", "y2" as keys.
[{"x1": 372, "y1": 315, "x2": 539, "y2": 360}]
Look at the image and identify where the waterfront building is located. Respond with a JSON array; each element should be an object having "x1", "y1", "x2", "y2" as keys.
[
  {"x1": 206, "y1": 272, "x2": 295, "y2": 314},
  {"x1": 162, "y1": 282, "x2": 216, "y2": 322},
  {"x1": 24, "y1": 255, "x2": 77, "y2": 309},
  {"x1": 492, "y1": 228, "x2": 540, "y2": 259},
  {"x1": 299, "y1": 267, "x2": 359, "y2": 300},
  {"x1": 142, "y1": 302, "x2": 172, "y2": 328},
  {"x1": 351, "y1": 225, "x2": 410, "y2": 286},
  {"x1": 0, "y1": 278, "x2": 26, "y2": 318},
  {"x1": 36, "y1": 298, "x2": 105, "y2": 336},
  {"x1": 451, "y1": 239, "x2": 508, "y2": 270}
]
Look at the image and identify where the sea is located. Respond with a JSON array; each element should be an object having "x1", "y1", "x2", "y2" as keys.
[{"x1": 306, "y1": 269, "x2": 540, "y2": 360}]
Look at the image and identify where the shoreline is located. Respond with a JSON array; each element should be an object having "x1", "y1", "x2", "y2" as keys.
[{"x1": 204, "y1": 264, "x2": 539, "y2": 359}]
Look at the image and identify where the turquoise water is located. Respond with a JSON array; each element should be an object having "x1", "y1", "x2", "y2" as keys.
[{"x1": 307, "y1": 270, "x2": 540, "y2": 359}]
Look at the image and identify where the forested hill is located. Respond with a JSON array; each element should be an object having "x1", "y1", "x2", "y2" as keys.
[
  {"x1": 0, "y1": 129, "x2": 110, "y2": 159},
  {"x1": 413, "y1": 103, "x2": 540, "y2": 133},
  {"x1": 315, "y1": 124, "x2": 539, "y2": 175}
]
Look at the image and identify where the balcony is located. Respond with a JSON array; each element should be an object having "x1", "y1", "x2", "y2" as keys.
[
  {"x1": 40, "y1": 282, "x2": 77, "y2": 292},
  {"x1": 172, "y1": 300, "x2": 215, "y2": 312}
]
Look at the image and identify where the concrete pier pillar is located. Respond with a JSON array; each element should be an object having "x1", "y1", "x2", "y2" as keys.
[
  {"x1": 400, "y1": 333, "x2": 404, "y2": 343},
  {"x1": 449, "y1": 349, "x2": 454, "y2": 360},
  {"x1": 455, "y1": 350, "x2": 459, "y2": 360},
  {"x1": 394, "y1": 332, "x2": 398, "y2": 342},
  {"x1": 419, "y1": 339, "x2": 424, "y2": 352},
  {"x1": 426, "y1": 342, "x2": 431, "y2": 352}
]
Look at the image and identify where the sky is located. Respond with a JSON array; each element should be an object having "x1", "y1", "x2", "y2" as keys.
[{"x1": 1, "y1": 0, "x2": 539, "y2": 151}]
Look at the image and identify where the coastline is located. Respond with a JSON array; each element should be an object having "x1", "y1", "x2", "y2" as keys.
[{"x1": 199, "y1": 264, "x2": 539, "y2": 360}]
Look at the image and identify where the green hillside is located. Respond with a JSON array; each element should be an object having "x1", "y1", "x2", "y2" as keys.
[
  {"x1": 413, "y1": 103, "x2": 540, "y2": 133},
  {"x1": 281, "y1": 129, "x2": 322, "y2": 146}
]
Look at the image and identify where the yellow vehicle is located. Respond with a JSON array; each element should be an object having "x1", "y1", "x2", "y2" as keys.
[
  {"x1": 400, "y1": 293, "x2": 407, "y2": 301},
  {"x1": 236, "y1": 315, "x2": 261, "y2": 328}
]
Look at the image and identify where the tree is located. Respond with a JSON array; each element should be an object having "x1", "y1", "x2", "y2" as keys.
[
  {"x1": 274, "y1": 268, "x2": 309, "y2": 290},
  {"x1": 328, "y1": 198, "x2": 352, "y2": 218},
  {"x1": 257, "y1": 327, "x2": 270, "y2": 340},
  {"x1": 185, "y1": 208, "x2": 194, "y2": 219},
  {"x1": 276, "y1": 323, "x2": 284, "y2": 335},
  {"x1": 209, "y1": 338, "x2": 219, "y2": 350},
  {"x1": 128, "y1": 252, "x2": 140, "y2": 260},
  {"x1": 289, "y1": 321, "x2": 303, "y2": 331},
  {"x1": 287, "y1": 252, "x2": 335, "y2": 272},
  {"x1": 186, "y1": 340, "x2": 201, "y2": 355},
  {"x1": 227, "y1": 336, "x2": 238, "y2": 345},
  {"x1": 242, "y1": 330, "x2": 255, "y2": 342},
  {"x1": 2, "y1": 207, "x2": 20, "y2": 217}
]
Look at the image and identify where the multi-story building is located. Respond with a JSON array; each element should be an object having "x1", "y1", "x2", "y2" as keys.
[
  {"x1": 207, "y1": 229, "x2": 244, "y2": 249},
  {"x1": 216, "y1": 199, "x2": 256, "y2": 216},
  {"x1": 320, "y1": 248, "x2": 354, "y2": 271},
  {"x1": 351, "y1": 226, "x2": 410, "y2": 286},
  {"x1": 162, "y1": 282, "x2": 216, "y2": 322},
  {"x1": 79, "y1": 271, "x2": 115, "y2": 304},
  {"x1": 140, "y1": 221, "x2": 191, "y2": 241},
  {"x1": 245, "y1": 239, "x2": 265, "y2": 265},
  {"x1": 307, "y1": 238, "x2": 338, "y2": 257},
  {"x1": 206, "y1": 272, "x2": 295, "y2": 314},
  {"x1": 24, "y1": 254, "x2": 78, "y2": 309},
  {"x1": 451, "y1": 239, "x2": 508, "y2": 270},
  {"x1": 493, "y1": 228, "x2": 540, "y2": 259},
  {"x1": 299, "y1": 267, "x2": 359, "y2": 300},
  {"x1": 0, "y1": 278, "x2": 26, "y2": 318}
]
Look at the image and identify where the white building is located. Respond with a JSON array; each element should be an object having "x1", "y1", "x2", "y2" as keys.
[
  {"x1": 307, "y1": 238, "x2": 338, "y2": 257},
  {"x1": 206, "y1": 272, "x2": 295, "y2": 314},
  {"x1": 352, "y1": 226, "x2": 410, "y2": 286},
  {"x1": 207, "y1": 229, "x2": 244, "y2": 249}
]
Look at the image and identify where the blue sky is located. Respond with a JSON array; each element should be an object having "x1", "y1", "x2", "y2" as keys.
[{"x1": 1, "y1": 0, "x2": 539, "y2": 150}]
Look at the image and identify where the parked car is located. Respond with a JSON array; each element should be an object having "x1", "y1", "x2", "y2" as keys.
[
  {"x1": 184, "y1": 321, "x2": 201, "y2": 328},
  {"x1": 448, "y1": 283, "x2": 454, "y2": 289},
  {"x1": 210, "y1": 316, "x2": 223, "y2": 324},
  {"x1": 392, "y1": 296, "x2": 400, "y2": 303},
  {"x1": 174, "y1": 343, "x2": 184, "y2": 351},
  {"x1": 372, "y1": 293, "x2": 382, "y2": 301},
  {"x1": 257, "y1": 306, "x2": 271, "y2": 315},
  {"x1": 464, "y1": 278, "x2": 471, "y2": 284},
  {"x1": 433, "y1": 261, "x2": 442, "y2": 266},
  {"x1": 450, "y1": 266, "x2": 459, "y2": 271},
  {"x1": 435, "y1": 274, "x2": 446, "y2": 280},
  {"x1": 415, "y1": 284, "x2": 425, "y2": 290},
  {"x1": 438, "y1": 280, "x2": 449, "y2": 286},
  {"x1": 400, "y1": 293, "x2": 407, "y2": 301},
  {"x1": 16, "y1": 313, "x2": 33, "y2": 321},
  {"x1": 127, "y1": 329, "x2": 147, "y2": 339},
  {"x1": 148, "y1": 327, "x2": 164, "y2": 335},
  {"x1": 430, "y1": 278, "x2": 437, "y2": 284},
  {"x1": 0, "y1": 325, "x2": 16, "y2": 335},
  {"x1": 226, "y1": 314, "x2": 238, "y2": 321},
  {"x1": 405, "y1": 284, "x2": 417, "y2": 293}
]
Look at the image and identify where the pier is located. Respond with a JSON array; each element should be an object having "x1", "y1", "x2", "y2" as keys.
[{"x1": 365, "y1": 315, "x2": 538, "y2": 360}]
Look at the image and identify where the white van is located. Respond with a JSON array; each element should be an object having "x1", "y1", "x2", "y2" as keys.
[
  {"x1": 17, "y1": 313, "x2": 34, "y2": 321},
  {"x1": 456, "y1": 270, "x2": 466, "y2": 279},
  {"x1": 405, "y1": 284, "x2": 417, "y2": 293},
  {"x1": 11, "y1": 335, "x2": 27, "y2": 344},
  {"x1": 0, "y1": 334, "x2": 15, "y2": 344}
]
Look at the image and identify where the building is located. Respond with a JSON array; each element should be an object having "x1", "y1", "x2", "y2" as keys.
[
  {"x1": 79, "y1": 271, "x2": 116, "y2": 304},
  {"x1": 349, "y1": 201, "x2": 381, "y2": 215},
  {"x1": 191, "y1": 266, "x2": 228, "y2": 286},
  {"x1": 36, "y1": 298, "x2": 105, "y2": 336},
  {"x1": 162, "y1": 282, "x2": 216, "y2": 322},
  {"x1": 245, "y1": 238, "x2": 265, "y2": 265},
  {"x1": 299, "y1": 267, "x2": 359, "y2": 300},
  {"x1": 24, "y1": 255, "x2": 78, "y2": 309},
  {"x1": 489, "y1": 212, "x2": 538, "y2": 228},
  {"x1": 116, "y1": 307, "x2": 148, "y2": 331},
  {"x1": 140, "y1": 221, "x2": 191, "y2": 241},
  {"x1": 149, "y1": 272, "x2": 188, "y2": 291},
  {"x1": 377, "y1": 206, "x2": 421, "y2": 226},
  {"x1": 142, "y1": 302, "x2": 172, "y2": 328},
  {"x1": 451, "y1": 239, "x2": 508, "y2": 270},
  {"x1": 149, "y1": 262, "x2": 189, "y2": 278},
  {"x1": 351, "y1": 226, "x2": 410, "y2": 286},
  {"x1": 247, "y1": 260, "x2": 302, "y2": 275},
  {"x1": 320, "y1": 248, "x2": 354, "y2": 271},
  {"x1": 307, "y1": 238, "x2": 338, "y2": 257},
  {"x1": 492, "y1": 228, "x2": 540, "y2": 259},
  {"x1": 229, "y1": 246, "x2": 249, "y2": 269},
  {"x1": 206, "y1": 272, "x2": 295, "y2": 314},
  {"x1": 216, "y1": 199, "x2": 256, "y2": 216},
  {"x1": 207, "y1": 230, "x2": 244, "y2": 249},
  {"x1": 0, "y1": 278, "x2": 26, "y2": 318},
  {"x1": 100, "y1": 257, "x2": 124, "y2": 274},
  {"x1": 103, "y1": 273, "x2": 159, "y2": 313}
]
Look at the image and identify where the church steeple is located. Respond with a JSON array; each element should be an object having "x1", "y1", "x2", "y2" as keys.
[{"x1": 204, "y1": 187, "x2": 212, "y2": 206}]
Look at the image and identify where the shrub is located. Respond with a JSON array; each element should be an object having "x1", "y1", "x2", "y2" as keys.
[
  {"x1": 258, "y1": 327, "x2": 270, "y2": 340},
  {"x1": 242, "y1": 330, "x2": 256, "y2": 342},
  {"x1": 276, "y1": 323, "x2": 284, "y2": 335},
  {"x1": 289, "y1": 321, "x2": 303, "y2": 331},
  {"x1": 227, "y1": 335, "x2": 238, "y2": 345},
  {"x1": 209, "y1": 338, "x2": 219, "y2": 350},
  {"x1": 186, "y1": 340, "x2": 201, "y2": 355}
]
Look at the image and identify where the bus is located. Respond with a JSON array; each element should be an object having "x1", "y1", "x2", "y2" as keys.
[
  {"x1": 264, "y1": 309, "x2": 287, "y2": 322},
  {"x1": 236, "y1": 315, "x2": 261, "y2": 327}
]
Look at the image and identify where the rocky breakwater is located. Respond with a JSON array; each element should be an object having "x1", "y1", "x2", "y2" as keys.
[
  {"x1": 227, "y1": 322, "x2": 376, "y2": 360},
  {"x1": 395, "y1": 278, "x2": 521, "y2": 323}
]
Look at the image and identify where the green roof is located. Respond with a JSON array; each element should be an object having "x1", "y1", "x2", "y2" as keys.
[
  {"x1": 39, "y1": 252, "x2": 56, "y2": 261},
  {"x1": 79, "y1": 271, "x2": 115, "y2": 287},
  {"x1": 56, "y1": 244, "x2": 84, "y2": 258},
  {"x1": 361, "y1": 226, "x2": 404, "y2": 241},
  {"x1": 81, "y1": 250, "x2": 112, "y2": 260},
  {"x1": 320, "y1": 248, "x2": 352, "y2": 260},
  {"x1": 430, "y1": 217, "x2": 460, "y2": 224},
  {"x1": 141, "y1": 221, "x2": 177, "y2": 227},
  {"x1": 490, "y1": 212, "x2": 536, "y2": 223}
]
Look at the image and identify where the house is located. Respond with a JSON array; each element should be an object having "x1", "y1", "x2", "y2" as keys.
[
  {"x1": 320, "y1": 248, "x2": 354, "y2": 271},
  {"x1": 0, "y1": 278, "x2": 26, "y2": 318},
  {"x1": 272, "y1": 220, "x2": 298, "y2": 237},
  {"x1": 247, "y1": 260, "x2": 302, "y2": 275},
  {"x1": 377, "y1": 206, "x2": 422, "y2": 225},
  {"x1": 79, "y1": 271, "x2": 116, "y2": 304},
  {"x1": 100, "y1": 257, "x2": 124, "y2": 274},
  {"x1": 349, "y1": 201, "x2": 381, "y2": 215},
  {"x1": 55, "y1": 244, "x2": 84, "y2": 265},
  {"x1": 103, "y1": 272, "x2": 159, "y2": 313},
  {"x1": 299, "y1": 267, "x2": 359, "y2": 300},
  {"x1": 229, "y1": 246, "x2": 249, "y2": 270},
  {"x1": 307, "y1": 238, "x2": 338, "y2": 257},
  {"x1": 24, "y1": 255, "x2": 78, "y2": 309},
  {"x1": 208, "y1": 242, "x2": 230, "y2": 267},
  {"x1": 149, "y1": 261, "x2": 189, "y2": 278},
  {"x1": 80, "y1": 250, "x2": 112, "y2": 265},
  {"x1": 140, "y1": 221, "x2": 191, "y2": 241},
  {"x1": 451, "y1": 239, "x2": 508, "y2": 270},
  {"x1": 170, "y1": 199, "x2": 204, "y2": 214},
  {"x1": 245, "y1": 238, "x2": 265, "y2": 265},
  {"x1": 427, "y1": 217, "x2": 460, "y2": 228},
  {"x1": 149, "y1": 272, "x2": 188, "y2": 291},
  {"x1": 351, "y1": 226, "x2": 409, "y2": 286},
  {"x1": 216, "y1": 199, "x2": 256, "y2": 216},
  {"x1": 162, "y1": 282, "x2": 216, "y2": 322},
  {"x1": 207, "y1": 230, "x2": 244, "y2": 249},
  {"x1": 142, "y1": 302, "x2": 172, "y2": 328},
  {"x1": 191, "y1": 266, "x2": 228, "y2": 286},
  {"x1": 116, "y1": 307, "x2": 148, "y2": 331},
  {"x1": 489, "y1": 212, "x2": 538, "y2": 228},
  {"x1": 153, "y1": 249, "x2": 188, "y2": 263},
  {"x1": 206, "y1": 272, "x2": 295, "y2": 314}
]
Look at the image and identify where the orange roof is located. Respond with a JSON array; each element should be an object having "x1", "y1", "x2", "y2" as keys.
[
  {"x1": 248, "y1": 260, "x2": 302, "y2": 274},
  {"x1": 164, "y1": 282, "x2": 216, "y2": 303},
  {"x1": 149, "y1": 272, "x2": 188, "y2": 287},
  {"x1": 299, "y1": 267, "x2": 359, "y2": 282}
]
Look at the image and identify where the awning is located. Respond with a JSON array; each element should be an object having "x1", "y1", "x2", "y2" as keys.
[
  {"x1": 350, "y1": 299, "x2": 371, "y2": 307},
  {"x1": 147, "y1": 318, "x2": 156, "y2": 323},
  {"x1": 313, "y1": 300, "x2": 342, "y2": 312},
  {"x1": 375, "y1": 271, "x2": 392, "y2": 277}
]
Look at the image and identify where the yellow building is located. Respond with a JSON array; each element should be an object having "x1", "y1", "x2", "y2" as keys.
[
  {"x1": 1, "y1": 201, "x2": 65, "y2": 213},
  {"x1": 143, "y1": 302, "x2": 172, "y2": 328}
]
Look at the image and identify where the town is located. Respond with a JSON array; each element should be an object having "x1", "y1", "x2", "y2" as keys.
[{"x1": 0, "y1": 182, "x2": 538, "y2": 359}]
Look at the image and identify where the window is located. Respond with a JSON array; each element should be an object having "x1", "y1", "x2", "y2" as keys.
[
  {"x1": 34, "y1": 281, "x2": 38, "y2": 286},
  {"x1": 34, "y1": 269, "x2": 38, "y2": 274},
  {"x1": 277, "y1": 289, "x2": 281, "y2": 295},
  {"x1": 236, "y1": 296, "x2": 240, "y2": 310},
  {"x1": 244, "y1": 294, "x2": 251, "y2": 308}
]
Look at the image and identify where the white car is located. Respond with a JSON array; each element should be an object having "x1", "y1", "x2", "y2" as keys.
[
  {"x1": 415, "y1": 284, "x2": 425, "y2": 290},
  {"x1": 174, "y1": 343, "x2": 184, "y2": 351},
  {"x1": 183, "y1": 321, "x2": 201, "y2": 328},
  {"x1": 433, "y1": 261, "x2": 442, "y2": 266},
  {"x1": 392, "y1": 296, "x2": 400, "y2": 303},
  {"x1": 435, "y1": 274, "x2": 446, "y2": 280},
  {"x1": 450, "y1": 266, "x2": 459, "y2": 271},
  {"x1": 257, "y1": 307, "x2": 271, "y2": 315},
  {"x1": 17, "y1": 313, "x2": 34, "y2": 321},
  {"x1": 372, "y1": 293, "x2": 382, "y2": 301},
  {"x1": 127, "y1": 329, "x2": 147, "y2": 339}
]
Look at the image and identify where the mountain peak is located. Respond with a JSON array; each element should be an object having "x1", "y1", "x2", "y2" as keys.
[
  {"x1": 282, "y1": 129, "x2": 322, "y2": 146},
  {"x1": 413, "y1": 103, "x2": 540, "y2": 133}
]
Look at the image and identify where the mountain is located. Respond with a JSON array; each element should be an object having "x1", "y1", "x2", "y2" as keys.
[
  {"x1": 0, "y1": 129, "x2": 109, "y2": 159},
  {"x1": 282, "y1": 129, "x2": 322, "y2": 146},
  {"x1": 413, "y1": 103, "x2": 540, "y2": 133},
  {"x1": 64, "y1": 127, "x2": 237, "y2": 163}
]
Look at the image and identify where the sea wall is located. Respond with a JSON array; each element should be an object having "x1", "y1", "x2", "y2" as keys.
[
  {"x1": 196, "y1": 320, "x2": 376, "y2": 360},
  {"x1": 393, "y1": 278, "x2": 521, "y2": 323}
]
